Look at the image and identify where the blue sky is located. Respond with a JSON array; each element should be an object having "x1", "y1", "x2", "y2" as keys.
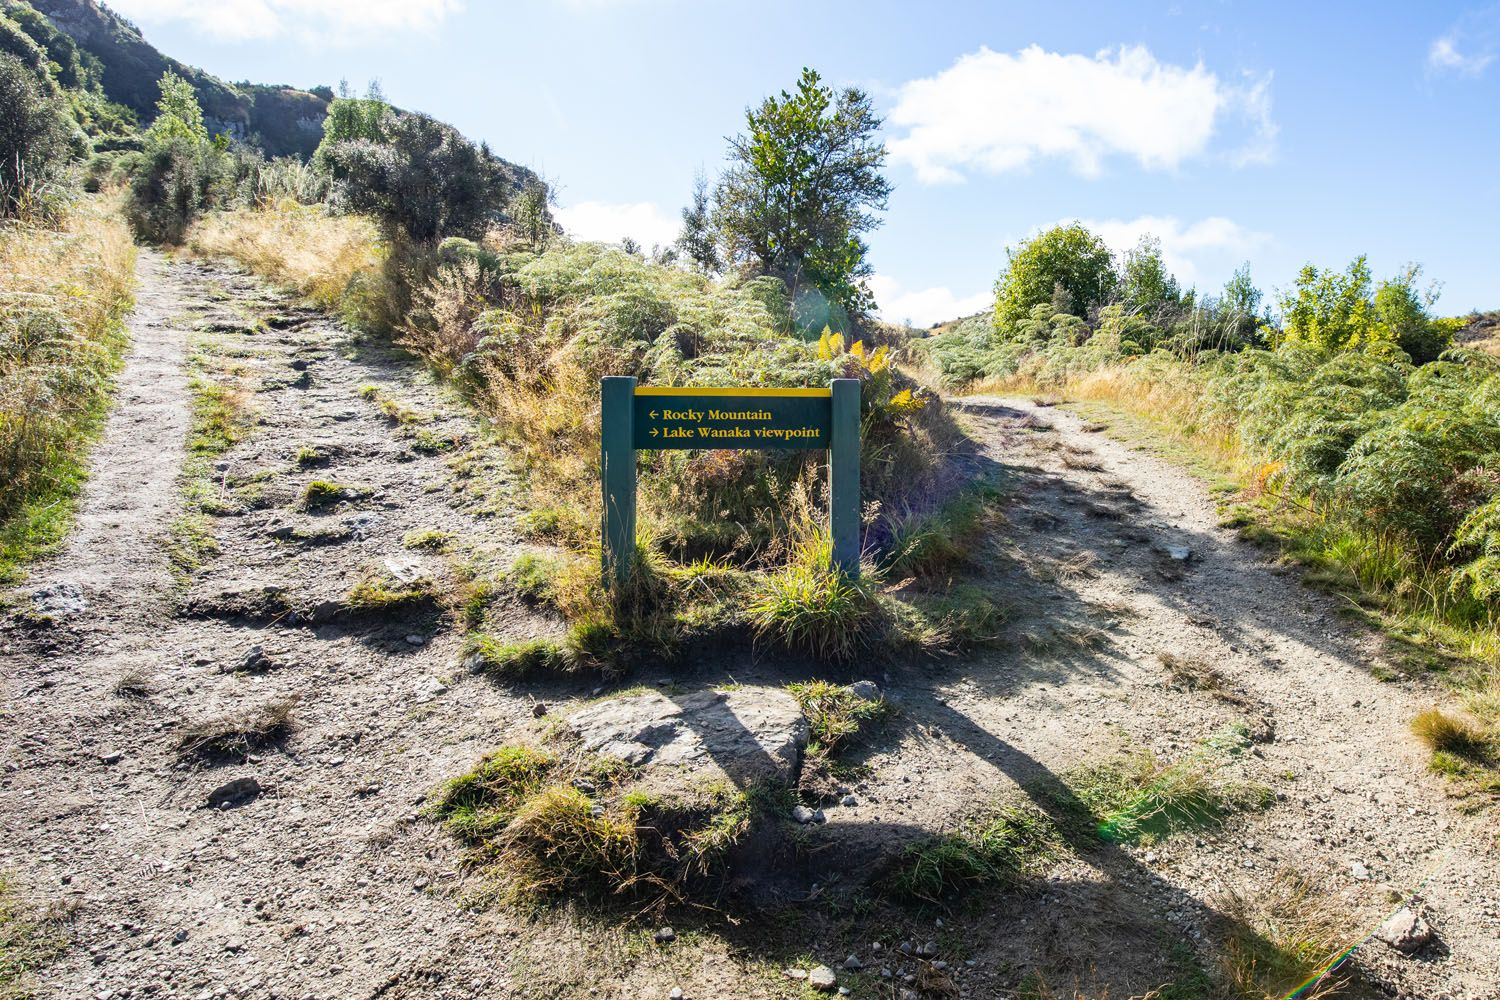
[{"x1": 109, "y1": 0, "x2": 1500, "y2": 324}]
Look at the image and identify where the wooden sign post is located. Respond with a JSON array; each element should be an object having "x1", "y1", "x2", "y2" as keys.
[{"x1": 601, "y1": 377, "x2": 860, "y2": 587}]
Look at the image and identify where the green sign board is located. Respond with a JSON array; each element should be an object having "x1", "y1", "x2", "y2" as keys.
[
  {"x1": 601, "y1": 378, "x2": 860, "y2": 587},
  {"x1": 632, "y1": 387, "x2": 832, "y2": 450}
]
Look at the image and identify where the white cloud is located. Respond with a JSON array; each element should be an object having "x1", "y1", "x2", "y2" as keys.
[
  {"x1": 1428, "y1": 34, "x2": 1496, "y2": 76},
  {"x1": 553, "y1": 201, "x2": 680, "y2": 250},
  {"x1": 1073, "y1": 215, "x2": 1268, "y2": 289},
  {"x1": 868, "y1": 275, "x2": 991, "y2": 328},
  {"x1": 887, "y1": 44, "x2": 1276, "y2": 183},
  {"x1": 107, "y1": 0, "x2": 461, "y2": 42}
]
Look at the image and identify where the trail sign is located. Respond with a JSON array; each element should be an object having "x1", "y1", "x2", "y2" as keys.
[
  {"x1": 601, "y1": 378, "x2": 860, "y2": 588},
  {"x1": 633, "y1": 387, "x2": 832, "y2": 449}
]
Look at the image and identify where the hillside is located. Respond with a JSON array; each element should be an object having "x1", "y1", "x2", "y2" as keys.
[{"x1": 11, "y1": 0, "x2": 326, "y2": 156}]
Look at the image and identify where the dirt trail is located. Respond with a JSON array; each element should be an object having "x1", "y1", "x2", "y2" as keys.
[
  {"x1": 0, "y1": 252, "x2": 547, "y2": 999},
  {"x1": 0, "y1": 256, "x2": 1496, "y2": 1000}
]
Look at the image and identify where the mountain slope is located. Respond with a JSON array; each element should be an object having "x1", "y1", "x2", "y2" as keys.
[{"x1": 17, "y1": 0, "x2": 329, "y2": 157}]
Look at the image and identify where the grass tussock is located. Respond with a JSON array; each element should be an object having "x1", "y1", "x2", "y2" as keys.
[
  {"x1": 786, "y1": 680, "x2": 889, "y2": 757},
  {"x1": 430, "y1": 745, "x2": 762, "y2": 908},
  {"x1": 300, "y1": 479, "x2": 363, "y2": 510},
  {"x1": 884, "y1": 803, "x2": 1058, "y2": 904},
  {"x1": 1215, "y1": 870, "x2": 1358, "y2": 1000},
  {"x1": 176, "y1": 697, "x2": 298, "y2": 764},
  {"x1": 1059, "y1": 729, "x2": 1272, "y2": 845},
  {"x1": 0, "y1": 874, "x2": 71, "y2": 998},
  {"x1": 882, "y1": 482, "x2": 1007, "y2": 578},
  {"x1": 744, "y1": 530, "x2": 881, "y2": 661},
  {"x1": 1410, "y1": 707, "x2": 1489, "y2": 757},
  {"x1": 0, "y1": 196, "x2": 136, "y2": 582}
]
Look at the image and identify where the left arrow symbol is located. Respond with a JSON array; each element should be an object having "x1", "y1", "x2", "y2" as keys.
[{"x1": 649, "y1": 410, "x2": 659, "y2": 419}]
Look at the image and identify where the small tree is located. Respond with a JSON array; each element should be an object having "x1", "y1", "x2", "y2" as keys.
[
  {"x1": 0, "y1": 51, "x2": 72, "y2": 219},
  {"x1": 1118, "y1": 235, "x2": 1181, "y2": 315},
  {"x1": 712, "y1": 68, "x2": 891, "y2": 326},
  {"x1": 994, "y1": 223, "x2": 1116, "y2": 331},
  {"x1": 1374, "y1": 264, "x2": 1450, "y2": 364},
  {"x1": 127, "y1": 71, "x2": 232, "y2": 242},
  {"x1": 676, "y1": 170, "x2": 720, "y2": 274},
  {"x1": 1278, "y1": 256, "x2": 1380, "y2": 352},
  {"x1": 144, "y1": 70, "x2": 208, "y2": 147},
  {"x1": 313, "y1": 80, "x2": 389, "y2": 172}
]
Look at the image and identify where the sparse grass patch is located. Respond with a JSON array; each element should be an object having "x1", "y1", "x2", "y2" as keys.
[
  {"x1": 431, "y1": 745, "x2": 770, "y2": 908},
  {"x1": 112, "y1": 669, "x2": 153, "y2": 699},
  {"x1": 884, "y1": 803, "x2": 1058, "y2": 904},
  {"x1": 164, "y1": 514, "x2": 219, "y2": 577},
  {"x1": 346, "y1": 572, "x2": 435, "y2": 612},
  {"x1": 1055, "y1": 731, "x2": 1272, "y2": 845},
  {"x1": 786, "y1": 681, "x2": 889, "y2": 757},
  {"x1": 0, "y1": 874, "x2": 70, "y2": 998},
  {"x1": 1157, "y1": 652, "x2": 1253, "y2": 707},
  {"x1": 300, "y1": 479, "x2": 364, "y2": 510},
  {"x1": 1216, "y1": 869, "x2": 1359, "y2": 1000},
  {"x1": 176, "y1": 698, "x2": 298, "y2": 764},
  {"x1": 403, "y1": 528, "x2": 454, "y2": 551},
  {"x1": 463, "y1": 634, "x2": 574, "y2": 679}
]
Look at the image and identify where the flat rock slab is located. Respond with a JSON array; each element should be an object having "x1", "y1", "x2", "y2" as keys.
[{"x1": 567, "y1": 687, "x2": 807, "y2": 789}]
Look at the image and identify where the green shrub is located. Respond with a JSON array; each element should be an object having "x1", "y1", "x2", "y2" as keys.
[{"x1": 0, "y1": 51, "x2": 75, "y2": 221}]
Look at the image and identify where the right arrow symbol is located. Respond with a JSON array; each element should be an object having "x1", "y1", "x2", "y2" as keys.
[{"x1": 650, "y1": 428, "x2": 659, "y2": 437}]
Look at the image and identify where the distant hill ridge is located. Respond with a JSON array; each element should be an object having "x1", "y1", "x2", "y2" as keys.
[
  {"x1": 13, "y1": 0, "x2": 327, "y2": 157},
  {"x1": 11, "y1": 0, "x2": 540, "y2": 187}
]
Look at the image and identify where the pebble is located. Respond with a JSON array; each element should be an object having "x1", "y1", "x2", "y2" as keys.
[
  {"x1": 404, "y1": 634, "x2": 425, "y2": 646},
  {"x1": 841, "y1": 794, "x2": 857, "y2": 807},
  {"x1": 842, "y1": 954, "x2": 862, "y2": 970},
  {"x1": 668, "y1": 989, "x2": 684, "y2": 1000},
  {"x1": 654, "y1": 927, "x2": 675, "y2": 943},
  {"x1": 100, "y1": 751, "x2": 123, "y2": 765},
  {"x1": 1350, "y1": 861, "x2": 1371, "y2": 880},
  {"x1": 807, "y1": 965, "x2": 838, "y2": 991},
  {"x1": 792, "y1": 805, "x2": 817, "y2": 824}
]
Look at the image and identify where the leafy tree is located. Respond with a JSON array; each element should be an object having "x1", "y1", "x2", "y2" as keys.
[
  {"x1": 1118, "y1": 235, "x2": 1181, "y2": 315},
  {"x1": 144, "y1": 70, "x2": 208, "y2": 147},
  {"x1": 994, "y1": 223, "x2": 1116, "y2": 331},
  {"x1": 0, "y1": 52, "x2": 72, "y2": 219},
  {"x1": 1277, "y1": 256, "x2": 1386, "y2": 352},
  {"x1": 676, "y1": 171, "x2": 720, "y2": 274},
  {"x1": 712, "y1": 68, "x2": 891, "y2": 326},
  {"x1": 313, "y1": 80, "x2": 389, "y2": 171},
  {"x1": 1373, "y1": 264, "x2": 1451, "y2": 364},
  {"x1": 127, "y1": 72, "x2": 233, "y2": 241}
]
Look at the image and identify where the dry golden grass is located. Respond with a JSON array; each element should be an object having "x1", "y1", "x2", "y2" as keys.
[
  {"x1": 1215, "y1": 869, "x2": 1358, "y2": 1000},
  {"x1": 0, "y1": 195, "x2": 136, "y2": 579},
  {"x1": 185, "y1": 199, "x2": 381, "y2": 312},
  {"x1": 1411, "y1": 706, "x2": 1489, "y2": 756}
]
